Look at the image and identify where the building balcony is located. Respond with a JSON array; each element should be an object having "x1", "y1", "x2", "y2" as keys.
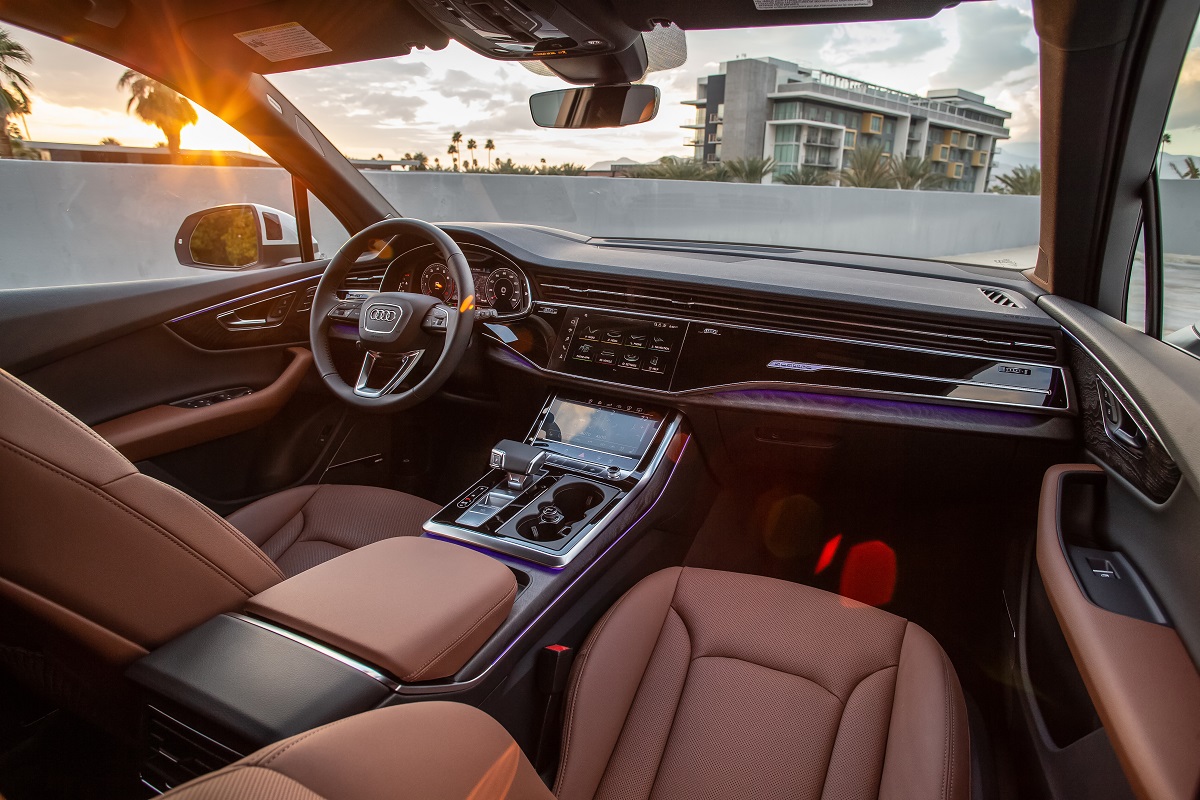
[
  {"x1": 804, "y1": 139, "x2": 839, "y2": 147},
  {"x1": 680, "y1": 122, "x2": 705, "y2": 130},
  {"x1": 682, "y1": 98, "x2": 707, "y2": 107}
]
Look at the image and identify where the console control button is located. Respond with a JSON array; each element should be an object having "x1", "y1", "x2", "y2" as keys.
[
  {"x1": 572, "y1": 344, "x2": 594, "y2": 362},
  {"x1": 603, "y1": 330, "x2": 623, "y2": 344},
  {"x1": 626, "y1": 334, "x2": 647, "y2": 348},
  {"x1": 643, "y1": 354, "x2": 666, "y2": 374},
  {"x1": 579, "y1": 326, "x2": 600, "y2": 341},
  {"x1": 597, "y1": 350, "x2": 617, "y2": 366},
  {"x1": 650, "y1": 336, "x2": 672, "y2": 352},
  {"x1": 619, "y1": 353, "x2": 641, "y2": 370}
]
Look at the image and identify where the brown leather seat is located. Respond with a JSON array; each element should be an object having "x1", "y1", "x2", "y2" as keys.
[
  {"x1": 162, "y1": 567, "x2": 971, "y2": 800},
  {"x1": 0, "y1": 369, "x2": 436, "y2": 725}
]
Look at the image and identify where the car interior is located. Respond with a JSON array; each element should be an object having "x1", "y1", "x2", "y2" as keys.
[{"x1": 0, "y1": 0, "x2": 1198, "y2": 798}]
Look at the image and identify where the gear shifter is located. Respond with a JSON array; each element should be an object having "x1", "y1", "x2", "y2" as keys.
[{"x1": 490, "y1": 439, "x2": 548, "y2": 490}]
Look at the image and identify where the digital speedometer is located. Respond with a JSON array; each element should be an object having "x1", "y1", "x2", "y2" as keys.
[{"x1": 486, "y1": 267, "x2": 524, "y2": 314}]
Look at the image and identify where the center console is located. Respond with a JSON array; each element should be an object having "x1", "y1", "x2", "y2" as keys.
[{"x1": 425, "y1": 393, "x2": 679, "y2": 567}]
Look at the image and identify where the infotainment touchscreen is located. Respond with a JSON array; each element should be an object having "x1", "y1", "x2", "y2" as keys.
[{"x1": 534, "y1": 397, "x2": 664, "y2": 468}]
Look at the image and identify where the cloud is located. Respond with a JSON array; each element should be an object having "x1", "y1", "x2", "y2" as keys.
[
  {"x1": 930, "y1": 3, "x2": 1037, "y2": 92},
  {"x1": 858, "y1": 22, "x2": 947, "y2": 65}
]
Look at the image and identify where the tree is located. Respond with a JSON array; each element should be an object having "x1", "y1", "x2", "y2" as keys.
[
  {"x1": 633, "y1": 156, "x2": 715, "y2": 181},
  {"x1": 1160, "y1": 132, "x2": 1172, "y2": 175},
  {"x1": 492, "y1": 157, "x2": 536, "y2": 174},
  {"x1": 484, "y1": 138, "x2": 495, "y2": 166},
  {"x1": 991, "y1": 164, "x2": 1041, "y2": 195},
  {"x1": 447, "y1": 143, "x2": 459, "y2": 171},
  {"x1": 117, "y1": 70, "x2": 197, "y2": 162},
  {"x1": 778, "y1": 166, "x2": 833, "y2": 186},
  {"x1": 723, "y1": 157, "x2": 775, "y2": 184},
  {"x1": 1171, "y1": 156, "x2": 1200, "y2": 179},
  {"x1": 466, "y1": 137, "x2": 477, "y2": 169},
  {"x1": 5, "y1": 122, "x2": 39, "y2": 159},
  {"x1": 891, "y1": 156, "x2": 946, "y2": 190},
  {"x1": 449, "y1": 131, "x2": 462, "y2": 170},
  {"x1": 0, "y1": 27, "x2": 34, "y2": 160},
  {"x1": 404, "y1": 151, "x2": 428, "y2": 171},
  {"x1": 837, "y1": 143, "x2": 895, "y2": 188},
  {"x1": 100, "y1": 136, "x2": 122, "y2": 146}
]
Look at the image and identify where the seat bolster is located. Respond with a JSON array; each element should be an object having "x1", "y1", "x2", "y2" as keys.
[
  {"x1": 879, "y1": 622, "x2": 971, "y2": 800},
  {"x1": 162, "y1": 702, "x2": 554, "y2": 800},
  {"x1": 554, "y1": 567, "x2": 683, "y2": 800},
  {"x1": 226, "y1": 485, "x2": 322, "y2": 547}
]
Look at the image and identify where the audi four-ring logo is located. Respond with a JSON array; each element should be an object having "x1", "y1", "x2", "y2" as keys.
[{"x1": 369, "y1": 307, "x2": 398, "y2": 322}]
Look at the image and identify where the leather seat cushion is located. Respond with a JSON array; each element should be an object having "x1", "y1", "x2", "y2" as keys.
[
  {"x1": 554, "y1": 567, "x2": 971, "y2": 800},
  {"x1": 227, "y1": 485, "x2": 440, "y2": 577},
  {"x1": 160, "y1": 702, "x2": 555, "y2": 800}
]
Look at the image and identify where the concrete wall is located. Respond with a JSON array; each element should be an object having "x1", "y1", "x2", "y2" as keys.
[
  {"x1": 0, "y1": 159, "x2": 1043, "y2": 290},
  {"x1": 1158, "y1": 179, "x2": 1200, "y2": 258}
]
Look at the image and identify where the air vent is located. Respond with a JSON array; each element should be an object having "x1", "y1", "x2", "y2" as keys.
[
  {"x1": 537, "y1": 273, "x2": 1059, "y2": 364},
  {"x1": 141, "y1": 707, "x2": 243, "y2": 793},
  {"x1": 979, "y1": 287, "x2": 1024, "y2": 309},
  {"x1": 342, "y1": 271, "x2": 385, "y2": 291}
]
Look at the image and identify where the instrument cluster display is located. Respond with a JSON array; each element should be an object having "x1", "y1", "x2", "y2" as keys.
[{"x1": 382, "y1": 243, "x2": 530, "y2": 318}]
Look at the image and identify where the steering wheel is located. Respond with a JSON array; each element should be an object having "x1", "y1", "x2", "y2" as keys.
[{"x1": 309, "y1": 218, "x2": 474, "y2": 412}]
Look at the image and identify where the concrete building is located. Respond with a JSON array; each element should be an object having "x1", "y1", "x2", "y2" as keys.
[{"x1": 683, "y1": 58, "x2": 1011, "y2": 192}]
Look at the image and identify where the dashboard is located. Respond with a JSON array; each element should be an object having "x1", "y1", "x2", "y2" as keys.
[{"x1": 380, "y1": 242, "x2": 531, "y2": 319}]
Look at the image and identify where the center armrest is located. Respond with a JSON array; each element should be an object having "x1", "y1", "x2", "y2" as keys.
[{"x1": 244, "y1": 537, "x2": 517, "y2": 683}]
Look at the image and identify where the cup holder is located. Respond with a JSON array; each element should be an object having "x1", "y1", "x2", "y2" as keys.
[{"x1": 515, "y1": 482, "x2": 606, "y2": 543}]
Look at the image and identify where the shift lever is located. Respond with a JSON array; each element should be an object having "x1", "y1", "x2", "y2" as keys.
[{"x1": 490, "y1": 439, "x2": 547, "y2": 491}]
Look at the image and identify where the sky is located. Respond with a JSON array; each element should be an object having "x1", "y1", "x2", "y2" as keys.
[{"x1": 0, "y1": 0, "x2": 1120, "y2": 171}]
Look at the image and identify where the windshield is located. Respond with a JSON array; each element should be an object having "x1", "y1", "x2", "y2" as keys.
[
  {"x1": 0, "y1": 1, "x2": 1042, "y2": 292},
  {"x1": 270, "y1": 0, "x2": 1041, "y2": 269}
]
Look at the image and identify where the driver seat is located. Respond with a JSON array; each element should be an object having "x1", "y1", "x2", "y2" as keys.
[{"x1": 0, "y1": 368, "x2": 437, "y2": 727}]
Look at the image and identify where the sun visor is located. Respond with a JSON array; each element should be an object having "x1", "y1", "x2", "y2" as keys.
[
  {"x1": 605, "y1": 0, "x2": 966, "y2": 31},
  {"x1": 178, "y1": 0, "x2": 450, "y2": 74}
]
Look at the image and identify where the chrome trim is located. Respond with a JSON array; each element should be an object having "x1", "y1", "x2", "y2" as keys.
[
  {"x1": 215, "y1": 290, "x2": 297, "y2": 331},
  {"x1": 765, "y1": 358, "x2": 1052, "y2": 395},
  {"x1": 227, "y1": 613, "x2": 400, "y2": 690},
  {"x1": 403, "y1": 432, "x2": 693, "y2": 696},
  {"x1": 486, "y1": 336, "x2": 1075, "y2": 416},
  {"x1": 1062, "y1": 330, "x2": 1170, "y2": 457},
  {"x1": 169, "y1": 275, "x2": 319, "y2": 324},
  {"x1": 387, "y1": 242, "x2": 534, "y2": 321},
  {"x1": 537, "y1": 287, "x2": 1056, "y2": 354},
  {"x1": 354, "y1": 349, "x2": 423, "y2": 398},
  {"x1": 424, "y1": 414, "x2": 682, "y2": 567}
]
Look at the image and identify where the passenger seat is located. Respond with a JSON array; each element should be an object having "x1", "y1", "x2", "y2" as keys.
[{"x1": 163, "y1": 567, "x2": 970, "y2": 799}]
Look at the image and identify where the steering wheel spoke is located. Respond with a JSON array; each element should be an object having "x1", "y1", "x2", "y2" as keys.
[{"x1": 354, "y1": 349, "x2": 424, "y2": 398}]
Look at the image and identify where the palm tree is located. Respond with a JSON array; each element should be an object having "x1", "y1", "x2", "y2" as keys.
[
  {"x1": 1159, "y1": 132, "x2": 1172, "y2": 175},
  {"x1": 0, "y1": 28, "x2": 34, "y2": 160},
  {"x1": 466, "y1": 138, "x2": 477, "y2": 169},
  {"x1": 484, "y1": 138, "x2": 495, "y2": 167},
  {"x1": 778, "y1": 166, "x2": 833, "y2": 186},
  {"x1": 891, "y1": 156, "x2": 946, "y2": 190},
  {"x1": 100, "y1": 136, "x2": 122, "y2": 146},
  {"x1": 447, "y1": 143, "x2": 459, "y2": 171},
  {"x1": 991, "y1": 164, "x2": 1042, "y2": 195},
  {"x1": 1171, "y1": 156, "x2": 1200, "y2": 179},
  {"x1": 117, "y1": 70, "x2": 197, "y2": 162},
  {"x1": 838, "y1": 143, "x2": 895, "y2": 188},
  {"x1": 723, "y1": 157, "x2": 775, "y2": 184},
  {"x1": 449, "y1": 131, "x2": 462, "y2": 170}
]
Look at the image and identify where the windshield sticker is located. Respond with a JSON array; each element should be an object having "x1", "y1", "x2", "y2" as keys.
[
  {"x1": 754, "y1": 0, "x2": 872, "y2": 8},
  {"x1": 234, "y1": 23, "x2": 332, "y2": 62}
]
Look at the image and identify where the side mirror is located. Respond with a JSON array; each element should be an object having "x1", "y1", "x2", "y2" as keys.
[
  {"x1": 174, "y1": 204, "x2": 316, "y2": 270},
  {"x1": 529, "y1": 84, "x2": 659, "y2": 129}
]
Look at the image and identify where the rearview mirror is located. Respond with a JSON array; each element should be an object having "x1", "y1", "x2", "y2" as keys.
[
  {"x1": 174, "y1": 204, "x2": 316, "y2": 270},
  {"x1": 529, "y1": 84, "x2": 660, "y2": 129}
]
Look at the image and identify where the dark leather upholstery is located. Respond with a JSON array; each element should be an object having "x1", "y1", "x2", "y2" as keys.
[
  {"x1": 162, "y1": 568, "x2": 971, "y2": 800},
  {"x1": 228, "y1": 484, "x2": 440, "y2": 577}
]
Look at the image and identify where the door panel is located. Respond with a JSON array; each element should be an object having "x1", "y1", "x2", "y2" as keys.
[
  {"x1": 1035, "y1": 296, "x2": 1200, "y2": 799},
  {"x1": 0, "y1": 267, "x2": 394, "y2": 514}
]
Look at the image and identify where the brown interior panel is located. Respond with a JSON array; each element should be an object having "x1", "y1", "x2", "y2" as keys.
[
  {"x1": 95, "y1": 347, "x2": 313, "y2": 462},
  {"x1": 1037, "y1": 464, "x2": 1200, "y2": 800}
]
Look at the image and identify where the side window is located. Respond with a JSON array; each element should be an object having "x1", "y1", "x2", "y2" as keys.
[
  {"x1": 1132, "y1": 20, "x2": 1200, "y2": 349},
  {"x1": 0, "y1": 24, "x2": 337, "y2": 290}
]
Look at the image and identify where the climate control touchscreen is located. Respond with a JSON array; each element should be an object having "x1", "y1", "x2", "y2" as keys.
[{"x1": 547, "y1": 308, "x2": 686, "y2": 390}]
